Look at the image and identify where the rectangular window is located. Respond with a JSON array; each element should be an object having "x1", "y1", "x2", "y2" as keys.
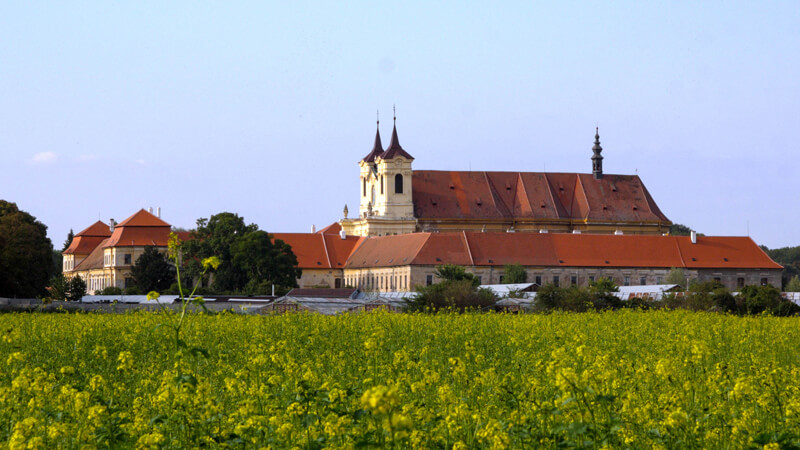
[
  {"x1": 761, "y1": 277, "x2": 768, "y2": 286},
  {"x1": 123, "y1": 254, "x2": 132, "y2": 265},
  {"x1": 713, "y1": 277, "x2": 721, "y2": 283},
  {"x1": 656, "y1": 276, "x2": 663, "y2": 284},
  {"x1": 624, "y1": 276, "x2": 630, "y2": 286},
  {"x1": 535, "y1": 275, "x2": 542, "y2": 285},
  {"x1": 640, "y1": 276, "x2": 647, "y2": 285},
  {"x1": 571, "y1": 275, "x2": 577, "y2": 286},
  {"x1": 334, "y1": 278, "x2": 342, "y2": 289},
  {"x1": 553, "y1": 276, "x2": 559, "y2": 287},
  {"x1": 124, "y1": 277, "x2": 133, "y2": 288},
  {"x1": 737, "y1": 277, "x2": 745, "y2": 288},
  {"x1": 499, "y1": 275, "x2": 505, "y2": 283},
  {"x1": 426, "y1": 275, "x2": 433, "y2": 286}
]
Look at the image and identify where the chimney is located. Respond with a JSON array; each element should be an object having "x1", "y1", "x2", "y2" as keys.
[
  {"x1": 614, "y1": 229, "x2": 623, "y2": 235},
  {"x1": 572, "y1": 230, "x2": 581, "y2": 234},
  {"x1": 157, "y1": 207, "x2": 161, "y2": 218},
  {"x1": 311, "y1": 224, "x2": 316, "y2": 233},
  {"x1": 691, "y1": 230, "x2": 697, "y2": 244},
  {"x1": 148, "y1": 207, "x2": 153, "y2": 214},
  {"x1": 539, "y1": 228, "x2": 548, "y2": 234},
  {"x1": 109, "y1": 219, "x2": 116, "y2": 232},
  {"x1": 339, "y1": 229, "x2": 347, "y2": 240}
]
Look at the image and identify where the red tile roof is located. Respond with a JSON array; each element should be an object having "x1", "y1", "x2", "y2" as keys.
[
  {"x1": 104, "y1": 209, "x2": 172, "y2": 248},
  {"x1": 411, "y1": 171, "x2": 669, "y2": 224},
  {"x1": 344, "y1": 232, "x2": 781, "y2": 270},
  {"x1": 317, "y1": 222, "x2": 342, "y2": 235},
  {"x1": 116, "y1": 209, "x2": 171, "y2": 227},
  {"x1": 272, "y1": 233, "x2": 365, "y2": 269},
  {"x1": 63, "y1": 221, "x2": 112, "y2": 255},
  {"x1": 72, "y1": 238, "x2": 110, "y2": 271}
]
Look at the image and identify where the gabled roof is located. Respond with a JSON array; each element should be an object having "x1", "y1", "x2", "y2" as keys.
[
  {"x1": 72, "y1": 238, "x2": 110, "y2": 271},
  {"x1": 116, "y1": 209, "x2": 171, "y2": 227},
  {"x1": 104, "y1": 209, "x2": 172, "y2": 248},
  {"x1": 411, "y1": 171, "x2": 670, "y2": 224},
  {"x1": 272, "y1": 232, "x2": 365, "y2": 269},
  {"x1": 63, "y1": 221, "x2": 111, "y2": 255},
  {"x1": 344, "y1": 232, "x2": 782, "y2": 270},
  {"x1": 317, "y1": 222, "x2": 342, "y2": 235}
]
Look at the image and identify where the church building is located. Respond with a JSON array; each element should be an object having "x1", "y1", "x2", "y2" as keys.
[{"x1": 340, "y1": 117, "x2": 671, "y2": 237}]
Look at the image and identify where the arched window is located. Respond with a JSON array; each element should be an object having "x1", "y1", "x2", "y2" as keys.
[{"x1": 395, "y1": 174, "x2": 403, "y2": 194}]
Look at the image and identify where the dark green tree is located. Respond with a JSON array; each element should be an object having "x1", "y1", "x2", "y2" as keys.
[
  {"x1": 406, "y1": 265, "x2": 495, "y2": 311},
  {"x1": 62, "y1": 229, "x2": 74, "y2": 252},
  {"x1": 502, "y1": 263, "x2": 527, "y2": 284},
  {"x1": 434, "y1": 264, "x2": 479, "y2": 287},
  {"x1": 182, "y1": 212, "x2": 257, "y2": 292},
  {"x1": 48, "y1": 274, "x2": 86, "y2": 301},
  {"x1": 231, "y1": 231, "x2": 301, "y2": 293},
  {"x1": 0, "y1": 200, "x2": 55, "y2": 298},
  {"x1": 131, "y1": 247, "x2": 176, "y2": 293}
]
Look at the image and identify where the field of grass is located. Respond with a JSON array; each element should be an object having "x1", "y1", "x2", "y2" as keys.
[{"x1": 1, "y1": 310, "x2": 799, "y2": 448}]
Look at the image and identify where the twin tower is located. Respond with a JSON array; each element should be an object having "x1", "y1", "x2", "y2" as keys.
[{"x1": 341, "y1": 115, "x2": 417, "y2": 237}]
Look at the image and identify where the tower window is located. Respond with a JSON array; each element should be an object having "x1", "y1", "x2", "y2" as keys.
[
  {"x1": 395, "y1": 174, "x2": 403, "y2": 194},
  {"x1": 380, "y1": 175, "x2": 384, "y2": 195},
  {"x1": 363, "y1": 178, "x2": 366, "y2": 197}
]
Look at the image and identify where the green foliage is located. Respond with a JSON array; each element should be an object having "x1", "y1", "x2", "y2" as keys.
[
  {"x1": 739, "y1": 284, "x2": 784, "y2": 315},
  {"x1": 407, "y1": 268, "x2": 497, "y2": 312},
  {"x1": 763, "y1": 245, "x2": 800, "y2": 289},
  {"x1": 62, "y1": 229, "x2": 74, "y2": 252},
  {"x1": 232, "y1": 231, "x2": 301, "y2": 293},
  {"x1": 665, "y1": 267, "x2": 688, "y2": 288},
  {"x1": 48, "y1": 274, "x2": 86, "y2": 301},
  {"x1": 99, "y1": 286, "x2": 123, "y2": 295},
  {"x1": 502, "y1": 263, "x2": 527, "y2": 284},
  {"x1": 434, "y1": 264, "x2": 479, "y2": 287},
  {"x1": 182, "y1": 212, "x2": 300, "y2": 294},
  {"x1": 669, "y1": 223, "x2": 696, "y2": 236},
  {"x1": 0, "y1": 200, "x2": 55, "y2": 298},
  {"x1": 786, "y1": 276, "x2": 800, "y2": 292},
  {"x1": 130, "y1": 247, "x2": 176, "y2": 293},
  {"x1": 535, "y1": 279, "x2": 622, "y2": 312}
]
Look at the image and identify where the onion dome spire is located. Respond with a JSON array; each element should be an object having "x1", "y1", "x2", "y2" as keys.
[{"x1": 592, "y1": 127, "x2": 603, "y2": 179}]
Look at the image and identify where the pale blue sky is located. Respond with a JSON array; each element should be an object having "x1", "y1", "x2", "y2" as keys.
[{"x1": 1, "y1": 2, "x2": 798, "y2": 248}]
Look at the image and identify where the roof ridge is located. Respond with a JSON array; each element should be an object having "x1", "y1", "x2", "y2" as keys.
[{"x1": 462, "y1": 231, "x2": 475, "y2": 266}]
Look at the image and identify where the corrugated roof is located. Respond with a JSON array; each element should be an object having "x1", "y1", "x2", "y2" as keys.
[
  {"x1": 345, "y1": 232, "x2": 782, "y2": 270},
  {"x1": 412, "y1": 171, "x2": 670, "y2": 224},
  {"x1": 286, "y1": 288, "x2": 358, "y2": 298}
]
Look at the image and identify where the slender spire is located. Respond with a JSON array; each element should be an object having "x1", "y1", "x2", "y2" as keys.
[
  {"x1": 592, "y1": 126, "x2": 603, "y2": 179},
  {"x1": 361, "y1": 111, "x2": 385, "y2": 163},
  {"x1": 382, "y1": 106, "x2": 414, "y2": 160}
]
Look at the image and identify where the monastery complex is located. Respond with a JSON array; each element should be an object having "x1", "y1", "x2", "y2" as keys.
[{"x1": 63, "y1": 118, "x2": 783, "y2": 292}]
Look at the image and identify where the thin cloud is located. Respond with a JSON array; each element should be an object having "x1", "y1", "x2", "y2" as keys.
[{"x1": 30, "y1": 152, "x2": 57, "y2": 164}]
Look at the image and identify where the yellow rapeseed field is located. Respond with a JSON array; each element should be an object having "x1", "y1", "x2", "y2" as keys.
[{"x1": 1, "y1": 310, "x2": 799, "y2": 448}]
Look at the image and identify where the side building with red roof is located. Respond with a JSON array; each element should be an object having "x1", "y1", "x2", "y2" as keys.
[
  {"x1": 62, "y1": 209, "x2": 188, "y2": 293},
  {"x1": 342, "y1": 232, "x2": 782, "y2": 292}
]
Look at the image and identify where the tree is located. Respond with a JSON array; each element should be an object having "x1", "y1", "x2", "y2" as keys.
[
  {"x1": 48, "y1": 274, "x2": 86, "y2": 301},
  {"x1": 62, "y1": 229, "x2": 74, "y2": 252},
  {"x1": 406, "y1": 265, "x2": 496, "y2": 311},
  {"x1": 786, "y1": 276, "x2": 800, "y2": 292},
  {"x1": 182, "y1": 212, "x2": 257, "y2": 292},
  {"x1": 231, "y1": 230, "x2": 301, "y2": 293},
  {"x1": 587, "y1": 277, "x2": 622, "y2": 309},
  {"x1": 130, "y1": 247, "x2": 176, "y2": 293},
  {"x1": 669, "y1": 223, "x2": 703, "y2": 237},
  {"x1": 434, "y1": 264, "x2": 479, "y2": 287},
  {"x1": 0, "y1": 200, "x2": 55, "y2": 298},
  {"x1": 665, "y1": 267, "x2": 688, "y2": 288},
  {"x1": 502, "y1": 263, "x2": 527, "y2": 284}
]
